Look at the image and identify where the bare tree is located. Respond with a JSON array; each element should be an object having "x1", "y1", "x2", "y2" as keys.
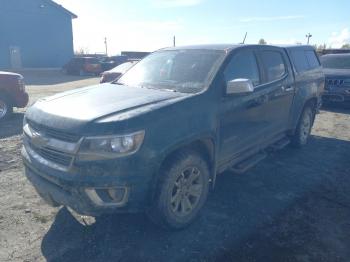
[
  {"x1": 258, "y1": 38, "x2": 267, "y2": 45},
  {"x1": 75, "y1": 47, "x2": 90, "y2": 55}
]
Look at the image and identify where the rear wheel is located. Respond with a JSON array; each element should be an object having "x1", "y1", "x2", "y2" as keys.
[
  {"x1": 291, "y1": 105, "x2": 314, "y2": 147},
  {"x1": 0, "y1": 96, "x2": 12, "y2": 121},
  {"x1": 148, "y1": 151, "x2": 210, "y2": 230}
]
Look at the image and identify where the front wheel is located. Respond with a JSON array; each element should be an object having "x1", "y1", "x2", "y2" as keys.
[
  {"x1": 291, "y1": 106, "x2": 315, "y2": 147},
  {"x1": 148, "y1": 151, "x2": 210, "y2": 230}
]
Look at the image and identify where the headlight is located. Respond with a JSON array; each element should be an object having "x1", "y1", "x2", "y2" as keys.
[{"x1": 77, "y1": 130, "x2": 145, "y2": 161}]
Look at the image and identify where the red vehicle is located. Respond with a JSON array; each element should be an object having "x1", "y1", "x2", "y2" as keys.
[
  {"x1": 63, "y1": 57, "x2": 103, "y2": 76},
  {"x1": 0, "y1": 71, "x2": 29, "y2": 121}
]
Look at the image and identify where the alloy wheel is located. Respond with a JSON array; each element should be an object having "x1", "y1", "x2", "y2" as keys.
[{"x1": 170, "y1": 166, "x2": 203, "y2": 217}]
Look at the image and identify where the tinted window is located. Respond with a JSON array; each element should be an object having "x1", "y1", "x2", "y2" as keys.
[
  {"x1": 306, "y1": 50, "x2": 320, "y2": 69},
  {"x1": 224, "y1": 50, "x2": 260, "y2": 86},
  {"x1": 290, "y1": 50, "x2": 309, "y2": 72},
  {"x1": 260, "y1": 51, "x2": 286, "y2": 82},
  {"x1": 290, "y1": 49, "x2": 320, "y2": 73}
]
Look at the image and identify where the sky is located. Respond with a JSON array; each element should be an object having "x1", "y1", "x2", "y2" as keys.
[{"x1": 54, "y1": 0, "x2": 350, "y2": 55}]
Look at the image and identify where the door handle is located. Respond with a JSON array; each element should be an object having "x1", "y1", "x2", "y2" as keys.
[
  {"x1": 247, "y1": 94, "x2": 268, "y2": 108},
  {"x1": 282, "y1": 86, "x2": 294, "y2": 92}
]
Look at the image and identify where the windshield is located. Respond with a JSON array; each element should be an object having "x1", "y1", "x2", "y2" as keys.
[
  {"x1": 117, "y1": 50, "x2": 224, "y2": 93},
  {"x1": 320, "y1": 55, "x2": 350, "y2": 69}
]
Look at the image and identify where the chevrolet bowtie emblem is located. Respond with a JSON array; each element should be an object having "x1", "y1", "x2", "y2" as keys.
[{"x1": 31, "y1": 131, "x2": 49, "y2": 148}]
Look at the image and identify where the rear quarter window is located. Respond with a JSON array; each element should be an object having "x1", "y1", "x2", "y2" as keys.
[
  {"x1": 260, "y1": 51, "x2": 286, "y2": 82},
  {"x1": 305, "y1": 50, "x2": 320, "y2": 69},
  {"x1": 290, "y1": 49, "x2": 320, "y2": 73}
]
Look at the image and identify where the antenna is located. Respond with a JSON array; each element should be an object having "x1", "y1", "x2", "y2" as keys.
[{"x1": 242, "y1": 32, "x2": 247, "y2": 44}]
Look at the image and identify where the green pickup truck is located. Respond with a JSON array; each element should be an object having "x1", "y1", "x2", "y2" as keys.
[{"x1": 22, "y1": 44, "x2": 324, "y2": 229}]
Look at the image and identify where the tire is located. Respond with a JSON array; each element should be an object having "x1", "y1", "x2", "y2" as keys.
[
  {"x1": 0, "y1": 95, "x2": 13, "y2": 121},
  {"x1": 148, "y1": 150, "x2": 210, "y2": 230},
  {"x1": 291, "y1": 105, "x2": 315, "y2": 147}
]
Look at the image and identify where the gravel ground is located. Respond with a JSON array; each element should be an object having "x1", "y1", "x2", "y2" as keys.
[{"x1": 0, "y1": 71, "x2": 350, "y2": 262}]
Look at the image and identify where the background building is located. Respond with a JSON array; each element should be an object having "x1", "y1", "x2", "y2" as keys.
[{"x1": 0, "y1": 0, "x2": 77, "y2": 69}]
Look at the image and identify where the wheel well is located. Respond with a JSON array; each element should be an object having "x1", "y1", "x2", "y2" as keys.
[
  {"x1": 304, "y1": 97, "x2": 318, "y2": 123},
  {"x1": 149, "y1": 138, "x2": 215, "y2": 202},
  {"x1": 304, "y1": 97, "x2": 317, "y2": 110},
  {"x1": 160, "y1": 138, "x2": 215, "y2": 174}
]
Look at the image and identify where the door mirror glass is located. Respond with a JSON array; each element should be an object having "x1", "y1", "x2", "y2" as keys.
[{"x1": 226, "y1": 78, "x2": 254, "y2": 95}]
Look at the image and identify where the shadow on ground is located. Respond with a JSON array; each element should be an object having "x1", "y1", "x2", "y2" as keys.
[
  {"x1": 0, "y1": 113, "x2": 24, "y2": 138},
  {"x1": 41, "y1": 135, "x2": 350, "y2": 262}
]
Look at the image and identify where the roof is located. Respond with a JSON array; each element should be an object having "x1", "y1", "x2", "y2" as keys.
[
  {"x1": 278, "y1": 44, "x2": 315, "y2": 51},
  {"x1": 161, "y1": 44, "x2": 315, "y2": 52},
  {"x1": 162, "y1": 44, "x2": 243, "y2": 52},
  {"x1": 45, "y1": 0, "x2": 77, "y2": 19}
]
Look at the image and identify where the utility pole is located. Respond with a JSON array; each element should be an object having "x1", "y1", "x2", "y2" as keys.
[
  {"x1": 173, "y1": 35, "x2": 176, "y2": 47},
  {"x1": 104, "y1": 37, "x2": 108, "y2": 56},
  {"x1": 305, "y1": 33, "x2": 312, "y2": 45}
]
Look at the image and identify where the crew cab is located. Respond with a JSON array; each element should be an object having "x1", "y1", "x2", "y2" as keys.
[
  {"x1": 22, "y1": 44, "x2": 324, "y2": 229},
  {"x1": 320, "y1": 53, "x2": 350, "y2": 104},
  {"x1": 0, "y1": 71, "x2": 29, "y2": 121}
]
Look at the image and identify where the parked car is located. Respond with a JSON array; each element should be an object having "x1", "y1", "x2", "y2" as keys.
[
  {"x1": 320, "y1": 53, "x2": 350, "y2": 104},
  {"x1": 22, "y1": 44, "x2": 323, "y2": 229},
  {"x1": 63, "y1": 57, "x2": 102, "y2": 76},
  {"x1": 0, "y1": 71, "x2": 28, "y2": 121},
  {"x1": 100, "y1": 61, "x2": 138, "y2": 83},
  {"x1": 100, "y1": 55, "x2": 128, "y2": 71}
]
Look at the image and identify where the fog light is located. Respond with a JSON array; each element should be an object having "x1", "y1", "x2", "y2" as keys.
[
  {"x1": 108, "y1": 188, "x2": 126, "y2": 202},
  {"x1": 85, "y1": 187, "x2": 129, "y2": 207}
]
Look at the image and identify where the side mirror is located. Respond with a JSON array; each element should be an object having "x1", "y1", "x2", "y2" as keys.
[{"x1": 226, "y1": 78, "x2": 254, "y2": 95}]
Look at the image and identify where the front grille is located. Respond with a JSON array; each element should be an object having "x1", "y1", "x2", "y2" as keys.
[
  {"x1": 27, "y1": 119, "x2": 81, "y2": 143},
  {"x1": 326, "y1": 78, "x2": 350, "y2": 88},
  {"x1": 31, "y1": 143, "x2": 74, "y2": 167}
]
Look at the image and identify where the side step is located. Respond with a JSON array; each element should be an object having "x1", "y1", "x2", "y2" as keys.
[
  {"x1": 230, "y1": 152, "x2": 267, "y2": 174},
  {"x1": 268, "y1": 137, "x2": 290, "y2": 151}
]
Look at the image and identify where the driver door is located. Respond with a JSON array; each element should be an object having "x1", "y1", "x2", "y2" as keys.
[{"x1": 218, "y1": 48, "x2": 270, "y2": 165}]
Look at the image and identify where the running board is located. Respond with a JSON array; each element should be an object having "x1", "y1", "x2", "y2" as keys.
[
  {"x1": 268, "y1": 137, "x2": 290, "y2": 151},
  {"x1": 230, "y1": 152, "x2": 267, "y2": 174}
]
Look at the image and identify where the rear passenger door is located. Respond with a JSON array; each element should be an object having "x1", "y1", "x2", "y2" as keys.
[{"x1": 256, "y1": 47, "x2": 295, "y2": 135}]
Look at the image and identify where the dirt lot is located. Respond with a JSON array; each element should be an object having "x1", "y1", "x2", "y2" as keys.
[{"x1": 1, "y1": 71, "x2": 350, "y2": 262}]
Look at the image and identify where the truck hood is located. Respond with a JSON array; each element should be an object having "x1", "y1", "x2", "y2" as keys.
[
  {"x1": 323, "y1": 68, "x2": 350, "y2": 77},
  {"x1": 27, "y1": 83, "x2": 186, "y2": 125}
]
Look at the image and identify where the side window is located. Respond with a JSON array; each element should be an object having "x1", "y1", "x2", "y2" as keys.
[
  {"x1": 260, "y1": 51, "x2": 286, "y2": 82},
  {"x1": 223, "y1": 50, "x2": 260, "y2": 86},
  {"x1": 290, "y1": 50, "x2": 320, "y2": 73},
  {"x1": 290, "y1": 50, "x2": 309, "y2": 73},
  {"x1": 305, "y1": 50, "x2": 320, "y2": 69}
]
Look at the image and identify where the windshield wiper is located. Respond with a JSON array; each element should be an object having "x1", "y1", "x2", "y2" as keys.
[{"x1": 111, "y1": 81, "x2": 123, "y2": 85}]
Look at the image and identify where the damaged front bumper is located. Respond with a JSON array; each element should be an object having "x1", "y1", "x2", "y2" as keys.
[{"x1": 22, "y1": 145, "x2": 154, "y2": 216}]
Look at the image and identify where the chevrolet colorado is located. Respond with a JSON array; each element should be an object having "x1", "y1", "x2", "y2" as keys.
[{"x1": 22, "y1": 44, "x2": 324, "y2": 229}]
